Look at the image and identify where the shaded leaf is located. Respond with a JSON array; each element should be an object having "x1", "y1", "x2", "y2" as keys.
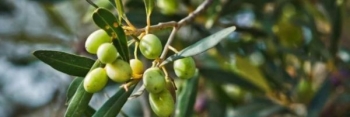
[
  {"x1": 93, "y1": 83, "x2": 137, "y2": 117},
  {"x1": 92, "y1": 8, "x2": 129, "y2": 62},
  {"x1": 33, "y1": 50, "x2": 94, "y2": 77},
  {"x1": 307, "y1": 78, "x2": 332, "y2": 117},
  {"x1": 161, "y1": 26, "x2": 236, "y2": 66},
  {"x1": 199, "y1": 68, "x2": 264, "y2": 93},
  {"x1": 66, "y1": 77, "x2": 84, "y2": 103},
  {"x1": 128, "y1": 85, "x2": 145, "y2": 100},
  {"x1": 175, "y1": 71, "x2": 199, "y2": 117},
  {"x1": 85, "y1": 106, "x2": 96, "y2": 117}
]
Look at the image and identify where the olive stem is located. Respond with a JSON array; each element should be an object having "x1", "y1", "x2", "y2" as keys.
[
  {"x1": 159, "y1": 27, "x2": 178, "y2": 60},
  {"x1": 134, "y1": 42, "x2": 139, "y2": 60},
  {"x1": 124, "y1": 0, "x2": 213, "y2": 36},
  {"x1": 168, "y1": 46, "x2": 179, "y2": 53}
]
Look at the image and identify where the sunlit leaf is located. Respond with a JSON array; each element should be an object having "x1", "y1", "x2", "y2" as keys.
[
  {"x1": 175, "y1": 71, "x2": 199, "y2": 117},
  {"x1": 92, "y1": 8, "x2": 129, "y2": 62},
  {"x1": 199, "y1": 68, "x2": 264, "y2": 93},
  {"x1": 33, "y1": 50, "x2": 95, "y2": 77},
  {"x1": 161, "y1": 26, "x2": 236, "y2": 66},
  {"x1": 93, "y1": 83, "x2": 137, "y2": 117}
]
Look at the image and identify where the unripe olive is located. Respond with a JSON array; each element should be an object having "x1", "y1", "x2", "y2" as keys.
[
  {"x1": 83, "y1": 68, "x2": 108, "y2": 93},
  {"x1": 157, "y1": 0, "x2": 178, "y2": 15},
  {"x1": 143, "y1": 67, "x2": 166, "y2": 93},
  {"x1": 105, "y1": 59, "x2": 132, "y2": 83},
  {"x1": 97, "y1": 43, "x2": 118, "y2": 64},
  {"x1": 85, "y1": 29, "x2": 111, "y2": 54},
  {"x1": 173, "y1": 57, "x2": 196, "y2": 79},
  {"x1": 139, "y1": 34, "x2": 162, "y2": 59},
  {"x1": 130, "y1": 59, "x2": 144, "y2": 79},
  {"x1": 149, "y1": 89, "x2": 175, "y2": 117},
  {"x1": 296, "y1": 79, "x2": 314, "y2": 104}
]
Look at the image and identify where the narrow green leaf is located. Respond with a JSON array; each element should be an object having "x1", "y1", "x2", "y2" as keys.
[
  {"x1": 161, "y1": 26, "x2": 236, "y2": 66},
  {"x1": 199, "y1": 68, "x2": 264, "y2": 93},
  {"x1": 93, "y1": 84, "x2": 137, "y2": 117},
  {"x1": 175, "y1": 71, "x2": 199, "y2": 117},
  {"x1": 114, "y1": 0, "x2": 125, "y2": 23},
  {"x1": 85, "y1": 106, "x2": 96, "y2": 117},
  {"x1": 66, "y1": 77, "x2": 84, "y2": 103},
  {"x1": 143, "y1": 0, "x2": 154, "y2": 16},
  {"x1": 65, "y1": 82, "x2": 93, "y2": 117},
  {"x1": 33, "y1": 50, "x2": 95, "y2": 77},
  {"x1": 92, "y1": 8, "x2": 129, "y2": 62},
  {"x1": 307, "y1": 78, "x2": 332, "y2": 117},
  {"x1": 65, "y1": 60, "x2": 101, "y2": 117}
]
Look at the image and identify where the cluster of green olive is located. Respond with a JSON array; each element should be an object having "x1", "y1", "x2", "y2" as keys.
[
  {"x1": 83, "y1": 29, "x2": 144, "y2": 93},
  {"x1": 83, "y1": 29, "x2": 197, "y2": 116}
]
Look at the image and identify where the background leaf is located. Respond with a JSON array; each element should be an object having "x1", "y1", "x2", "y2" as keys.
[
  {"x1": 161, "y1": 26, "x2": 236, "y2": 66},
  {"x1": 175, "y1": 71, "x2": 199, "y2": 117},
  {"x1": 33, "y1": 50, "x2": 95, "y2": 77},
  {"x1": 199, "y1": 67, "x2": 264, "y2": 93},
  {"x1": 92, "y1": 8, "x2": 130, "y2": 62},
  {"x1": 307, "y1": 78, "x2": 332, "y2": 117}
]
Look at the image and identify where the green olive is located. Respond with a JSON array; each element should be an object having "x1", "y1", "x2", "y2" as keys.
[
  {"x1": 85, "y1": 29, "x2": 111, "y2": 54},
  {"x1": 130, "y1": 59, "x2": 144, "y2": 79},
  {"x1": 139, "y1": 34, "x2": 162, "y2": 59},
  {"x1": 296, "y1": 79, "x2": 314, "y2": 104},
  {"x1": 105, "y1": 59, "x2": 132, "y2": 83},
  {"x1": 149, "y1": 89, "x2": 175, "y2": 117},
  {"x1": 83, "y1": 68, "x2": 108, "y2": 93},
  {"x1": 143, "y1": 67, "x2": 166, "y2": 93},
  {"x1": 97, "y1": 43, "x2": 118, "y2": 64},
  {"x1": 173, "y1": 57, "x2": 196, "y2": 79},
  {"x1": 157, "y1": 0, "x2": 178, "y2": 15}
]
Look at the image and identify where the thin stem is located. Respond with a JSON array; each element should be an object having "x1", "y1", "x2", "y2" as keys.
[
  {"x1": 168, "y1": 46, "x2": 179, "y2": 53},
  {"x1": 161, "y1": 66, "x2": 169, "y2": 77},
  {"x1": 134, "y1": 42, "x2": 139, "y2": 60},
  {"x1": 123, "y1": 16, "x2": 136, "y2": 30},
  {"x1": 160, "y1": 27, "x2": 178, "y2": 60}
]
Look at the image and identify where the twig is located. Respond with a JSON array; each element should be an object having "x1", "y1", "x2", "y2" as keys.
[
  {"x1": 158, "y1": 0, "x2": 213, "y2": 60},
  {"x1": 160, "y1": 27, "x2": 178, "y2": 60},
  {"x1": 124, "y1": 0, "x2": 213, "y2": 36}
]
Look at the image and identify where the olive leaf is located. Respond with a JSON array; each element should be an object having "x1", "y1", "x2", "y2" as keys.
[
  {"x1": 65, "y1": 60, "x2": 101, "y2": 117},
  {"x1": 199, "y1": 68, "x2": 264, "y2": 93},
  {"x1": 143, "y1": 0, "x2": 154, "y2": 17},
  {"x1": 92, "y1": 8, "x2": 130, "y2": 62},
  {"x1": 114, "y1": 0, "x2": 125, "y2": 23},
  {"x1": 175, "y1": 71, "x2": 199, "y2": 117},
  {"x1": 160, "y1": 26, "x2": 236, "y2": 66},
  {"x1": 93, "y1": 83, "x2": 137, "y2": 117},
  {"x1": 66, "y1": 77, "x2": 84, "y2": 103},
  {"x1": 33, "y1": 50, "x2": 95, "y2": 77}
]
